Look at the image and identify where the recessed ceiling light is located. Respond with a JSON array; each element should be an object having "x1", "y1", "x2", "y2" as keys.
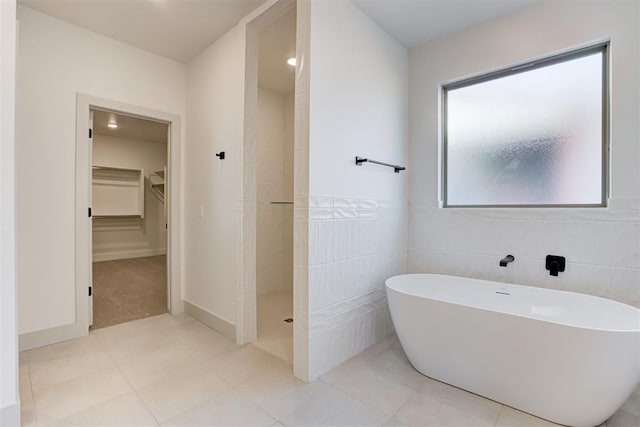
[
  {"x1": 287, "y1": 57, "x2": 296, "y2": 66},
  {"x1": 107, "y1": 123, "x2": 118, "y2": 129}
]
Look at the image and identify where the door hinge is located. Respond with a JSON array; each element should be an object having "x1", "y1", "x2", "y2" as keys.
[
  {"x1": 88, "y1": 286, "x2": 92, "y2": 296},
  {"x1": 88, "y1": 207, "x2": 92, "y2": 217},
  {"x1": 89, "y1": 128, "x2": 92, "y2": 138}
]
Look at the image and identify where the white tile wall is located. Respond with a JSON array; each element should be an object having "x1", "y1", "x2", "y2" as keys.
[
  {"x1": 407, "y1": 0, "x2": 640, "y2": 311},
  {"x1": 306, "y1": 196, "x2": 408, "y2": 380},
  {"x1": 256, "y1": 88, "x2": 294, "y2": 296},
  {"x1": 408, "y1": 202, "x2": 640, "y2": 308}
]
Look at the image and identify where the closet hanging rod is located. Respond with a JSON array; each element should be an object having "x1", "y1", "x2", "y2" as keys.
[{"x1": 355, "y1": 156, "x2": 406, "y2": 173}]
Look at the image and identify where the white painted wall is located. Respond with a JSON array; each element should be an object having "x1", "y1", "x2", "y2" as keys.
[
  {"x1": 409, "y1": 1, "x2": 640, "y2": 306},
  {"x1": 15, "y1": 6, "x2": 186, "y2": 335},
  {"x1": 257, "y1": 88, "x2": 293, "y2": 296},
  {"x1": 0, "y1": 0, "x2": 19, "y2": 424},
  {"x1": 185, "y1": 26, "x2": 243, "y2": 327},
  {"x1": 306, "y1": 0, "x2": 409, "y2": 379},
  {"x1": 92, "y1": 134, "x2": 167, "y2": 261}
]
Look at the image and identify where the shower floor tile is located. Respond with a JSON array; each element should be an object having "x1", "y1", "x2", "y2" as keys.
[{"x1": 254, "y1": 291, "x2": 293, "y2": 364}]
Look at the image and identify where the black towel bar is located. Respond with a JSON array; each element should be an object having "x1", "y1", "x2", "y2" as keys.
[{"x1": 355, "y1": 156, "x2": 406, "y2": 173}]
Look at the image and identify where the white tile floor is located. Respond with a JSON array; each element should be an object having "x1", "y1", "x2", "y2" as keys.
[
  {"x1": 19, "y1": 313, "x2": 640, "y2": 426},
  {"x1": 254, "y1": 292, "x2": 293, "y2": 364}
]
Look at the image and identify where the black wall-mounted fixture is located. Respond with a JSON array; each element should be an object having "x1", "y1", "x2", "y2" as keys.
[
  {"x1": 216, "y1": 151, "x2": 225, "y2": 160},
  {"x1": 355, "y1": 156, "x2": 406, "y2": 173},
  {"x1": 546, "y1": 255, "x2": 566, "y2": 276},
  {"x1": 499, "y1": 254, "x2": 515, "y2": 267}
]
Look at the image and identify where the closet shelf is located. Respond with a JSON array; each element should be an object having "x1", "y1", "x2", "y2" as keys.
[
  {"x1": 93, "y1": 215, "x2": 142, "y2": 219},
  {"x1": 148, "y1": 167, "x2": 166, "y2": 206},
  {"x1": 92, "y1": 165, "x2": 144, "y2": 218}
]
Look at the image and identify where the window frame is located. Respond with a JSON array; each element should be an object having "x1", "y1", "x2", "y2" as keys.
[{"x1": 441, "y1": 42, "x2": 610, "y2": 208}]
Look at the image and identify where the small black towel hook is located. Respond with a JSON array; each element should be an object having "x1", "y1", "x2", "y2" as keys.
[{"x1": 216, "y1": 151, "x2": 225, "y2": 160}]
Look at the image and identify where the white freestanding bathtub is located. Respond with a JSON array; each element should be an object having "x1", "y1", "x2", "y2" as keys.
[{"x1": 386, "y1": 274, "x2": 640, "y2": 427}]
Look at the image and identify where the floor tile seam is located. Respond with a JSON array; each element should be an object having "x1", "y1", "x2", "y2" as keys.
[
  {"x1": 322, "y1": 378, "x2": 393, "y2": 422},
  {"x1": 26, "y1": 344, "x2": 102, "y2": 367},
  {"x1": 616, "y1": 409, "x2": 640, "y2": 421},
  {"x1": 28, "y1": 353, "x2": 120, "y2": 395},
  {"x1": 493, "y1": 404, "x2": 506, "y2": 426},
  {"x1": 111, "y1": 359, "x2": 162, "y2": 426},
  {"x1": 329, "y1": 376, "x2": 414, "y2": 420},
  {"x1": 54, "y1": 390, "x2": 132, "y2": 425},
  {"x1": 29, "y1": 402, "x2": 41, "y2": 427},
  {"x1": 217, "y1": 355, "x2": 287, "y2": 390},
  {"x1": 236, "y1": 391, "x2": 296, "y2": 427},
  {"x1": 154, "y1": 387, "x2": 247, "y2": 426},
  {"x1": 24, "y1": 363, "x2": 35, "y2": 405},
  {"x1": 229, "y1": 363, "x2": 294, "y2": 398},
  {"x1": 182, "y1": 343, "x2": 238, "y2": 364},
  {"x1": 230, "y1": 389, "x2": 280, "y2": 426},
  {"x1": 33, "y1": 378, "x2": 135, "y2": 426},
  {"x1": 385, "y1": 386, "x2": 425, "y2": 424}
]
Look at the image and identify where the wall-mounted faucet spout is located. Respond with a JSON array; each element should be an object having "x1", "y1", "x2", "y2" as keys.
[{"x1": 499, "y1": 254, "x2": 515, "y2": 267}]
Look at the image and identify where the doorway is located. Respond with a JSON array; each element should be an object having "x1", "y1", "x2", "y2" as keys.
[
  {"x1": 252, "y1": 6, "x2": 296, "y2": 363},
  {"x1": 90, "y1": 110, "x2": 169, "y2": 329},
  {"x1": 76, "y1": 94, "x2": 183, "y2": 335}
]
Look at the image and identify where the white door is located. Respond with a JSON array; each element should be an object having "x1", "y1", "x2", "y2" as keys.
[{"x1": 88, "y1": 109, "x2": 94, "y2": 326}]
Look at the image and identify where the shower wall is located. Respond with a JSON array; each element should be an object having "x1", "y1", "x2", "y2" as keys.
[{"x1": 257, "y1": 88, "x2": 294, "y2": 295}]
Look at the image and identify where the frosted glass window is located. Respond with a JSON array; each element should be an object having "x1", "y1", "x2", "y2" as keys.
[{"x1": 443, "y1": 44, "x2": 607, "y2": 207}]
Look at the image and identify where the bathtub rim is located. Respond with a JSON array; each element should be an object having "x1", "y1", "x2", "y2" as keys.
[{"x1": 386, "y1": 273, "x2": 640, "y2": 333}]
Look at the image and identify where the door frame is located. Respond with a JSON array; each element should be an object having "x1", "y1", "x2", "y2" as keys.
[
  {"x1": 76, "y1": 94, "x2": 183, "y2": 332},
  {"x1": 237, "y1": 0, "x2": 295, "y2": 345},
  {"x1": 238, "y1": 0, "x2": 312, "y2": 380}
]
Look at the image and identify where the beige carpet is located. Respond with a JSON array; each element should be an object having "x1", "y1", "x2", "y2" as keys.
[{"x1": 91, "y1": 255, "x2": 167, "y2": 330}]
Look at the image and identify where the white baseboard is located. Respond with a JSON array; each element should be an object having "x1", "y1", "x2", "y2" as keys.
[
  {"x1": 0, "y1": 401, "x2": 20, "y2": 427},
  {"x1": 19, "y1": 322, "x2": 87, "y2": 351},
  {"x1": 184, "y1": 300, "x2": 236, "y2": 341},
  {"x1": 93, "y1": 248, "x2": 167, "y2": 262}
]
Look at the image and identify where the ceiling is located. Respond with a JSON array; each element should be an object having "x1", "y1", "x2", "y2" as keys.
[
  {"x1": 353, "y1": 0, "x2": 534, "y2": 48},
  {"x1": 258, "y1": 8, "x2": 296, "y2": 95},
  {"x1": 17, "y1": 0, "x2": 535, "y2": 64},
  {"x1": 93, "y1": 110, "x2": 168, "y2": 144},
  {"x1": 18, "y1": 0, "x2": 265, "y2": 63}
]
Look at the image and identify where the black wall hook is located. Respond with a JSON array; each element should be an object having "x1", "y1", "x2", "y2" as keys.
[{"x1": 216, "y1": 151, "x2": 225, "y2": 160}]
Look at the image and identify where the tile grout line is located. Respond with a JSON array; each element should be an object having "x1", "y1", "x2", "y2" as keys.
[
  {"x1": 26, "y1": 362, "x2": 40, "y2": 427},
  {"x1": 103, "y1": 314, "x2": 182, "y2": 426},
  {"x1": 493, "y1": 404, "x2": 505, "y2": 426}
]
